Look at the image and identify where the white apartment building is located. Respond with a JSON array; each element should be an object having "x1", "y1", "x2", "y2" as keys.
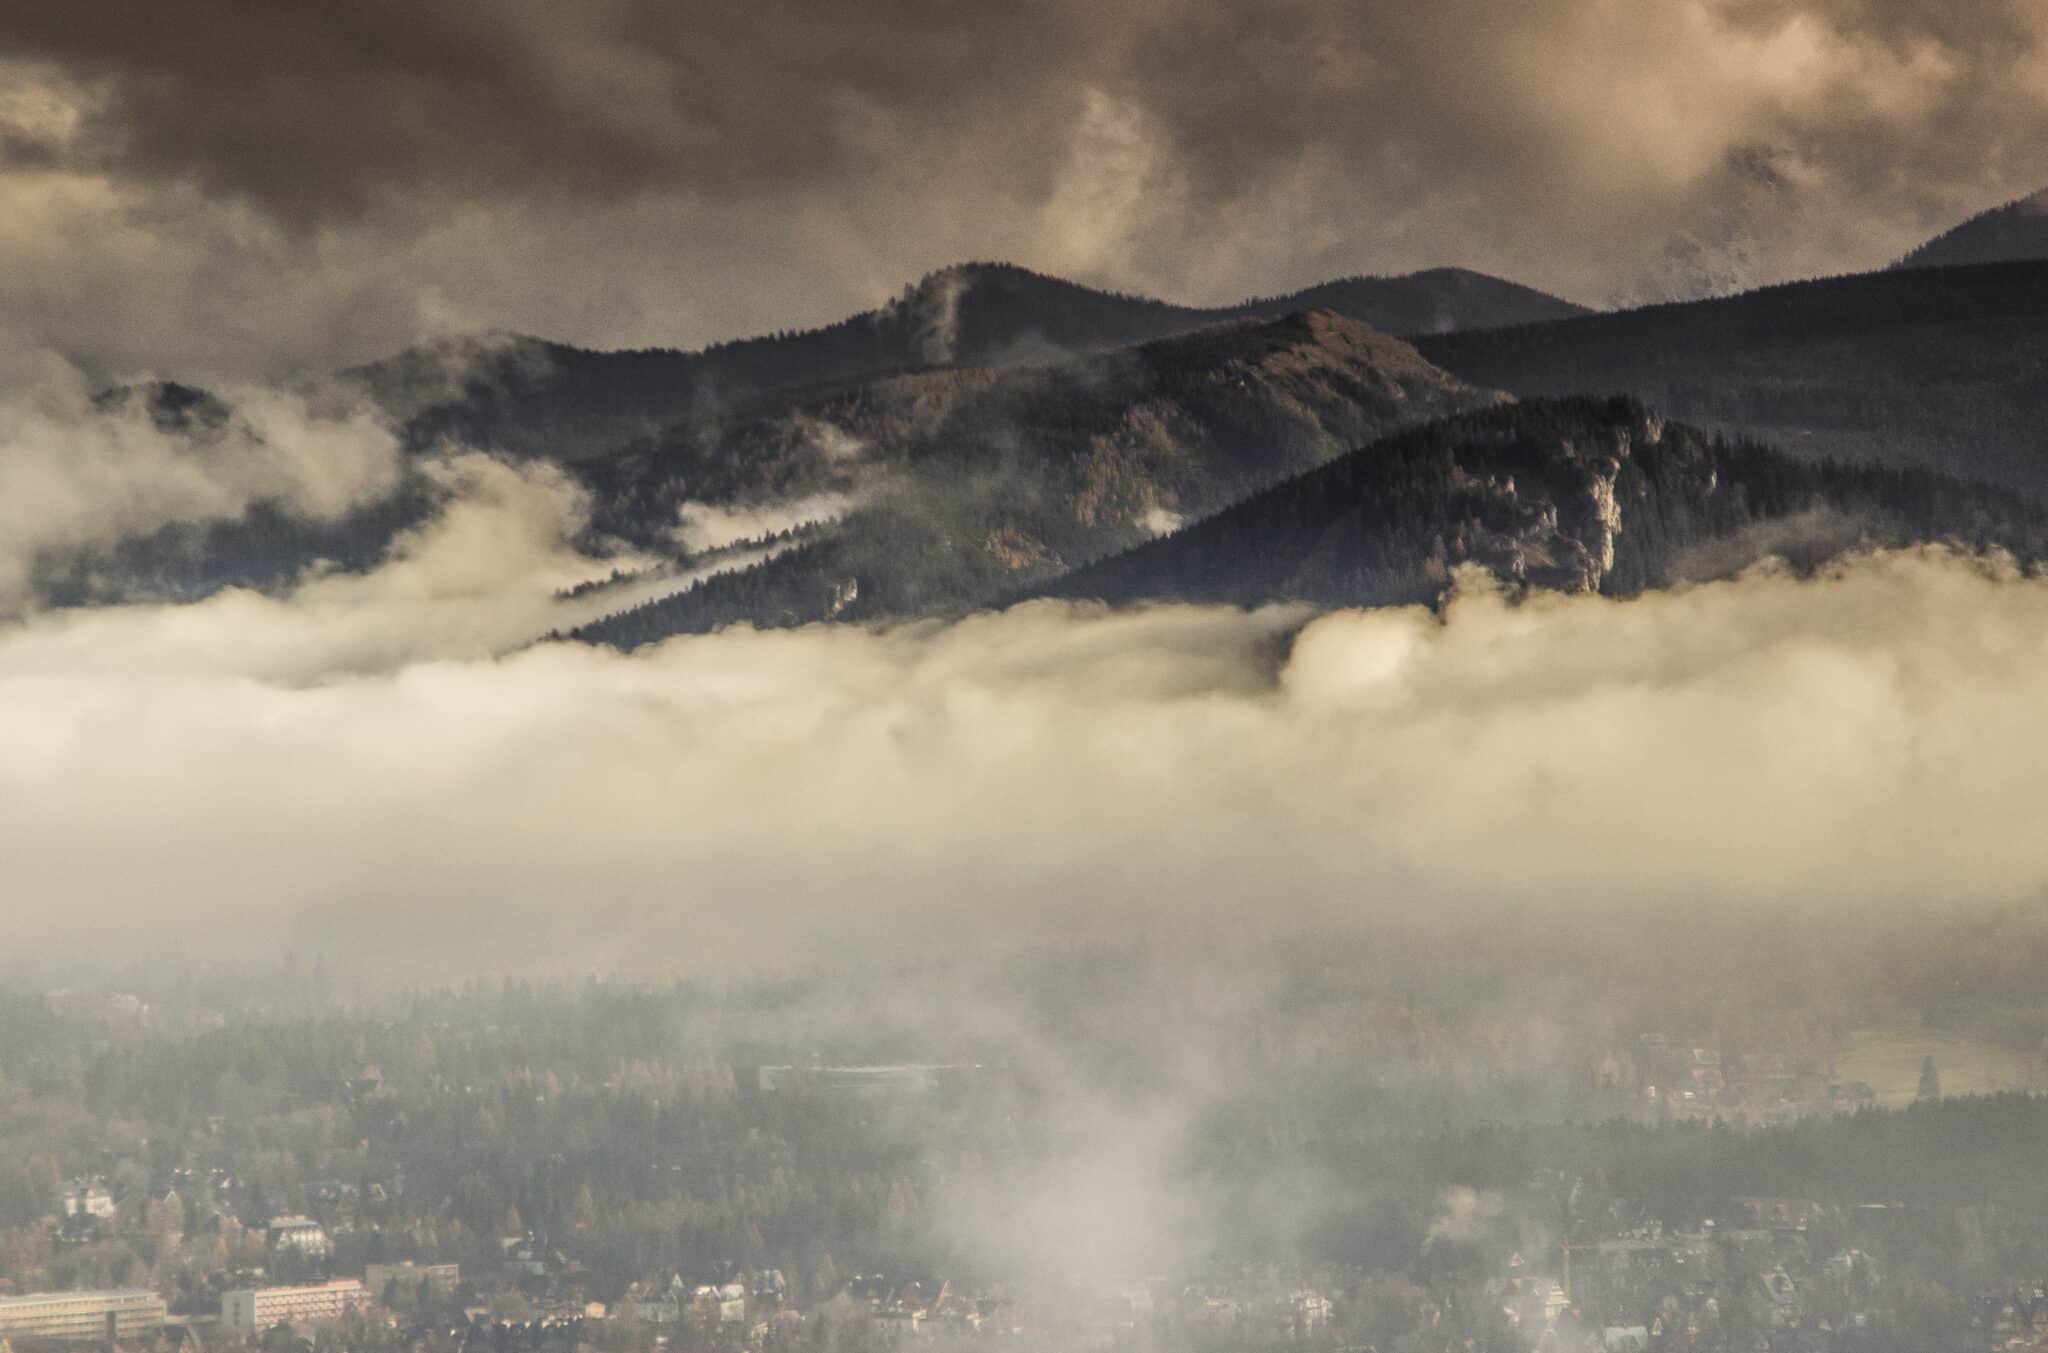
[
  {"x1": 222, "y1": 1280, "x2": 366, "y2": 1335},
  {"x1": 0, "y1": 1289, "x2": 167, "y2": 1341}
]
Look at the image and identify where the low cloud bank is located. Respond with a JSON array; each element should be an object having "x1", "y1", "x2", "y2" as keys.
[{"x1": 4, "y1": 521, "x2": 2046, "y2": 969}]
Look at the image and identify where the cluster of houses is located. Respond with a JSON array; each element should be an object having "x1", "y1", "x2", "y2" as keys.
[
  {"x1": 1599, "y1": 1037, "x2": 1880, "y2": 1121},
  {"x1": 610, "y1": 1264, "x2": 1342, "y2": 1350},
  {"x1": 55, "y1": 1171, "x2": 247, "y2": 1250},
  {"x1": 1477, "y1": 1197, "x2": 1921, "y2": 1352}
]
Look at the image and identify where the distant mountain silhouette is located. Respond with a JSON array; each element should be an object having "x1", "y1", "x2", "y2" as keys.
[
  {"x1": 1894, "y1": 189, "x2": 2048, "y2": 271},
  {"x1": 568, "y1": 310, "x2": 1503, "y2": 646},
  {"x1": 1036, "y1": 398, "x2": 2048, "y2": 613},
  {"x1": 1413, "y1": 261, "x2": 2048, "y2": 494},
  {"x1": 352, "y1": 263, "x2": 1585, "y2": 461}
]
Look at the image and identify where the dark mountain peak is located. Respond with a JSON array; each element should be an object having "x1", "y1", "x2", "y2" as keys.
[
  {"x1": 1894, "y1": 188, "x2": 2048, "y2": 271},
  {"x1": 873, "y1": 260, "x2": 1186, "y2": 367},
  {"x1": 348, "y1": 330, "x2": 568, "y2": 418},
  {"x1": 345, "y1": 260, "x2": 1584, "y2": 461},
  {"x1": 1255, "y1": 269, "x2": 1593, "y2": 334},
  {"x1": 904, "y1": 260, "x2": 1139, "y2": 295},
  {"x1": 877, "y1": 260, "x2": 1593, "y2": 366}
]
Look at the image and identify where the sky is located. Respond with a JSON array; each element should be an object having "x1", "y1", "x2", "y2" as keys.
[{"x1": 1, "y1": 0, "x2": 2046, "y2": 380}]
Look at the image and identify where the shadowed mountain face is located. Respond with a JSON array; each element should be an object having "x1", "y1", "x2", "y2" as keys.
[
  {"x1": 352, "y1": 263, "x2": 1585, "y2": 462},
  {"x1": 1412, "y1": 262, "x2": 2048, "y2": 495},
  {"x1": 1894, "y1": 189, "x2": 2048, "y2": 271},
  {"x1": 35, "y1": 308, "x2": 1499, "y2": 612},
  {"x1": 1035, "y1": 398, "x2": 2048, "y2": 613},
  {"x1": 568, "y1": 311, "x2": 1506, "y2": 645}
]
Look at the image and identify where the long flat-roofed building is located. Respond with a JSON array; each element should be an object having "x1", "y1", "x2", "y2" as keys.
[
  {"x1": 222, "y1": 1280, "x2": 366, "y2": 1335},
  {"x1": 0, "y1": 1289, "x2": 167, "y2": 1341}
]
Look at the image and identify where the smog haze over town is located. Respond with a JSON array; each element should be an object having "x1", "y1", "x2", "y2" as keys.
[{"x1": 6, "y1": 4, "x2": 2048, "y2": 1353}]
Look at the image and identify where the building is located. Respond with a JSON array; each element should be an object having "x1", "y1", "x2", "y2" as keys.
[
  {"x1": 364, "y1": 1263, "x2": 460, "y2": 1301},
  {"x1": 222, "y1": 1280, "x2": 366, "y2": 1335},
  {"x1": 0, "y1": 1289, "x2": 167, "y2": 1341},
  {"x1": 59, "y1": 1181, "x2": 115, "y2": 1221},
  {"x1": 265, "y1": 1215, "x2": 331, "y2": 1260},
  {"x1": 1289, "y1": 1289, "x2": 1333, "y2": 1331}
]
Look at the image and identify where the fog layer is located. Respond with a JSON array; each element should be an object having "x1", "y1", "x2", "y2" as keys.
[{"x1": 4, "y1": 454, "x2": 2044, "y2": 970}]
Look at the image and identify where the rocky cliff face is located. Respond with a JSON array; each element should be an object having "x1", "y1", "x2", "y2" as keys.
[{"x1": 1420, "y1": 417, "x2": 1648, "y2": 595}]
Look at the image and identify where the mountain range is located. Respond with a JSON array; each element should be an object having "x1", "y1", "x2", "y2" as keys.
[
  {"x1": 350, "y1": 263, "x2": 1585, "y2": 462},
  {"x1": 44, "y1": 190, "x2": 2048, "y2": 643},
  {"x1": 568, "y1": 310, "x2": 1503, "y2": 645}
]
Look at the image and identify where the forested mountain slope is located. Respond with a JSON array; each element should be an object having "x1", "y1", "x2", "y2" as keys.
[
  {"x1": 355, "y1": 263, "x2": 1583, "y2": 461},
  {"x1": 569, "y1": 311, "x2": 1503, "y2": 645},
  {"x1": 1036, "y1": 398, "x2": 2048, "y2": 612},
  {"x1": 1893, "y1": 188, "x2": 2048, "y2": 270},
  {"x1": 1413, "y1": 262, "x2": 2048, "y2": 493}
]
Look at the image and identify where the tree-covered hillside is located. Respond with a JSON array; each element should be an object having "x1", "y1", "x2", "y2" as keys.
[
  {"x1": 1414, "y1": 262, "x2": 2048, "y2": 494},
  {"x1": 1037, "y1": 398, "x2": 2048, "y2": 612},
  {"x1": 570, "y1": 312, "x2": 1502, "y2": 646},
  {"x1": 355, "y1": 263, "x2": 1582, "y2": 462},
  {"x1": 1893, "y1": 188, "x2": 2048, "y2": 271}
]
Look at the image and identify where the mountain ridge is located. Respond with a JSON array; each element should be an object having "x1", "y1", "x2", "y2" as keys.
[
  {"x1": 565, "y1": 308, "x2": 1505, "y2": 645},
  {"x1": 351, "y1": 262, "x2": 1587, "y2": 461},
  {"x1": 1893, "y1": 188, "x2": 2048, "y2": 271},
  {"x1": 1033, "y1": 397, "x2": 2048, "y2": 614},
  {"x1": 1412, "y1": 260, "x2": 2048, "y2": 495}
]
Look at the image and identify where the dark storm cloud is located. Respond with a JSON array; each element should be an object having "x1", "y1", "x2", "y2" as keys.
[
  {"x1": 0, "y1": 1, "x2": 1091, "y2": 221},
  {"x1": 0, "y1": 0, "x2": 2045, "y2": 375}
]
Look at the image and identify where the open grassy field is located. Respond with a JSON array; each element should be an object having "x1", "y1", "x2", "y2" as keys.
[{"x1": 1836, "y1": 1030, "x2": 2043, "y2": 1107}]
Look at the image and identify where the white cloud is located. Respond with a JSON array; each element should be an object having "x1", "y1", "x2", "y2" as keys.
[
  {"x1": 675, "y1": 490, "x2": 861, "y2": 554},
  {"x1": 5, "y1": 543, "x2": 2048, "y2": 971}
]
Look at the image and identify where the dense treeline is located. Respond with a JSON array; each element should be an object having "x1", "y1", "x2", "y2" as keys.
[
  {"x1": 1040, "y1": 397, "x2": 2048, "y2": 611},
  {"x1": 1414, "y1": 261, "x2": 2048, "y2": 493},
  {"x1": 1891, "y1": 190, "x2": 2048, "y2": 271}
]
